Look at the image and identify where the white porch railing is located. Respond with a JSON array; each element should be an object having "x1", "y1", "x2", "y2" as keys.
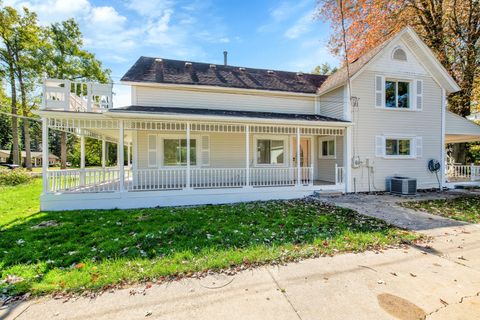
[
  {"x1": 130, "y1": 168, "x2": 187, "y2": 191},
  {"x1": 47, "y1": 168, "x2": 121, "y2": 193},
  {"x1": 447, "y1": 164, "x2": 480, "y2": 181},
  {"x1": 335, "y1": 165, "x2": 345, "y2": 184},
  {"x1": 46, "y1": 166, "x2": 321, "y2": 193},
  {"x1": 191, "y1": 168, "x2": 246, "y2": 188},
  {"x1": 42, "y1": 79, "x2": 113, "y2": 112}
]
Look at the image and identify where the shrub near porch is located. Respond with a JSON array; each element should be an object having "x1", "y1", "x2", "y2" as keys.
[{"x1": 0, "y1": 180, "x2": 420, "y2": 296}]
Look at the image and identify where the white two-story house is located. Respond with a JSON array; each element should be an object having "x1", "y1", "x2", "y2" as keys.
[{"x1": 36, "y1": 27, "x2": 480, "y2": 210}]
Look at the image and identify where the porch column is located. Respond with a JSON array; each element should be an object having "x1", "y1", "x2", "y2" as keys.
[
  {"x1": 440, "y1": 88, "x2": 446, "y2": 188},
  {"x1": 296, "y1": 127, "x2": 301, "y2": 186},
  {"x1": 343, "y1": 126, "x2": 352, "y2": 193},
  {"x1": 245, "y1": 125, "x2": 250, "y2": 187},
  {"x1": 101, "y1": 138, "x2": 106, "y2": 169},
  {"x1": 80, "y1": 134, "x2": 86, "y2": 186},
  {"x1": 118, "y1": 120, "x2": 125, "y2": 192},
  {"x1": 42, "y1": 117, "x2": 49, "y2": 193},
  {"x1": 186, "y1": 122, "x2": 191, "y2": 189}
]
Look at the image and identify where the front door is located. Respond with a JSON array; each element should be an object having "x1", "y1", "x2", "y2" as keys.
[{"x1": 292, "y1": 137, "x2": 311, "y2": 168}]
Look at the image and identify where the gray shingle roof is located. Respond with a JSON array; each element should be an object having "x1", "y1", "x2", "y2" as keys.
[
  {"x1": 317, "y1": 41, "x2": 389, "y2": 95},
  {"x1": 109, "y1": 105, "x2": 348, "y2": 122},
  {"x1": 121, "y1": 57, "x2": 328, "y2": 94}
]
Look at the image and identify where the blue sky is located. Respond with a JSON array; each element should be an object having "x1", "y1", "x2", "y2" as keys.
[{"x1": 5, "y1": 0, "x2": 338, "y2": 106}]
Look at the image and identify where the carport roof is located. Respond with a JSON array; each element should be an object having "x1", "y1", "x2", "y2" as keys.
[{"x1": 446, "y1": 111, "x2": 480, "y2": 143}]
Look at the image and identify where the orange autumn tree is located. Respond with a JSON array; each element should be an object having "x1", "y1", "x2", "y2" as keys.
[{"x1": 315, "y1": 0, "x2": 480, "y2": 118}]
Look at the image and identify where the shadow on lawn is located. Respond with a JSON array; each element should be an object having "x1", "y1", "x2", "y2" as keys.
[{"x1": 0, "y1": 199, "x2": 409, "y2": 295}]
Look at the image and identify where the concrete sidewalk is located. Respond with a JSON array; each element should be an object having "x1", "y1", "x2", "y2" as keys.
[{"x1": 3, "y1": 222, "x2": 480, "y2": 320}]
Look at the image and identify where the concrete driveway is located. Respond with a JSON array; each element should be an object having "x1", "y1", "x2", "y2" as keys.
[{"x1": 2, "y1": 193, "x2": 480, "y2": 320}]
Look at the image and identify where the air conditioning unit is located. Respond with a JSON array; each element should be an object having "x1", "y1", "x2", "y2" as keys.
[{"x1": 390, "y1": 177, "x2": 417, "y2": 195}]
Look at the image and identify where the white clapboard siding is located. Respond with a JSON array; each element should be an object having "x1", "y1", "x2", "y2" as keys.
[
  {"x1": 316, "y1": 136, "x2": 344, "y2": 182},
  {"x1": 350, "y1": 65, "x2": 442, "y2": 191},
  {"x1": 135, "y1": 86, "x2": 315, "y2": 114},
  {"x1": 318, "y1": 87, "x2": 344, "y2": 119}
]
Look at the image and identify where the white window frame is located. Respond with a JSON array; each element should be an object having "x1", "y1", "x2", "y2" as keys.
[
  {"x1": 384, "y1": 78, "x2": 413, "y2": 110},
  {"x1": 160, "y1": 134, "x2": 200, "y2": 167},
  {"x1": 391, "y1": 46, "x2": 408, "y2": 61},
  {"x1": 378, "y1": 135, "x2": 422, "y2": 159},
  {"x1": 318, "y1": 137, "x2": 336, "y2": 159},
  {"x1": 254, "y1": 135, "x2": 288, "y2": 167}
]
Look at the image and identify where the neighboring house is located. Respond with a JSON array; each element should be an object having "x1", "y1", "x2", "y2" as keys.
[
  {"x1": 35, "y1": 27, "x2": 480, "y2": 211},
  {"x1": 0, "y1": 149, "x2": 59, "y2": 167}
]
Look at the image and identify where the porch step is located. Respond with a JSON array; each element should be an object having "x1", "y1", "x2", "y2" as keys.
[{"x1": 312, "y1": 190, "x2": 344, "y2": 197}]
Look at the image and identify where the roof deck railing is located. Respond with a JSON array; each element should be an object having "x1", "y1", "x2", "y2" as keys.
[{"x1": 41, "y1": 79, "x2": 113, "y2": 113}]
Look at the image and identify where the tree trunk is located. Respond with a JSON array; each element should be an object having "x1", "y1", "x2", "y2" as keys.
[
  {"x1": 452, "y1": 143, "x2": 467, "y2": 164},
  {"x1": 60, "y1": 132, "x2": 67, "y2": 169},
  {"x1": 8, "y1": 62, "x2": 20, "y2": 166},
  {"x1": 18, "y1": 72, "x2": 32, "y2": 171}
]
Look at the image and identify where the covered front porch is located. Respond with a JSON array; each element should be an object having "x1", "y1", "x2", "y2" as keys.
[{"x1": 38, "y1": 111, "x2": 350, "y2": 210}]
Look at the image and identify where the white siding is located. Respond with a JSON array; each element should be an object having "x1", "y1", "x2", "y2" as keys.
[
  {"x1": 135, "y1": 131, "x2": 340, "y2": 172},
  {"x1": 349, "y1": 40, "x2": 443, "y2": 192},
  {"x1": 316, "y1": 136, "x2": 344, "y2": 182},
  {"x1": 368, "y1": 39, "x2": 428, "y2": 76},
  {"x1": 135, "y1": 86, "x2": 316, "y2": 114},
  {"x1": 319, "y1": 87, "x2": 344, "y2": 120}
]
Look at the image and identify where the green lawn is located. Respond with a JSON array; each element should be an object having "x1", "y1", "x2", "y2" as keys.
[
  {"x1": 402, "y1": 196, "x2": 480, "y2": 223},
  {"x1": 0, "y1": 179, "x2": 420, "y2": 296}
]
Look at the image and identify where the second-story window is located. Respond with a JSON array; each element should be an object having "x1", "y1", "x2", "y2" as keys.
[{"x1": 385, "y1": 80, "x2": 410, "y2": 108}]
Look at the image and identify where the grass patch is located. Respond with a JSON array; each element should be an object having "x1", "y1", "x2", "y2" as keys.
[
  {"x1": 401, "y1": 196, "x2": 480, "y2": 223},
  {"x1": 0, "y1": 180, "x2": 420, "y2": 296}
]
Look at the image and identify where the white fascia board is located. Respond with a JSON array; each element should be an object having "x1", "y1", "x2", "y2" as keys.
[
  {"x1": 121, "y1": 81, "x2": 318, "y2": 98},
  {"x1": 34, "y1": 110, "x2": 109, "y2": 120},
  {"x1": 107, "y1": 111, "x2": 352, "y2": 127}
]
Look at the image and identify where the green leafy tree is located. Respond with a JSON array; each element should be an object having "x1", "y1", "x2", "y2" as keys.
[
  {"x1": 0, "y1": 6, "x2": 20, "y2": 165},
  {"x1": 312, "y1": 63, "x2": 338, "y2": 75}
]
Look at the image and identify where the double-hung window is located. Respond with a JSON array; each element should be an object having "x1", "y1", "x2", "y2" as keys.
[
  {"x1": 256, "y1": 139, "x2": 285, "y2": 165},
  {"x1": 385, "y1": 138, "x2": 411, "y2": 156},
  {"x1": 385, "y1": 80, "x2": 410, "y2": 108},
  {"x1": 163, "y1": 139, "x2": 196, "y2": 166},
  {"x1": 319, "y1": 138, "x2": 335, "y2": 158}
]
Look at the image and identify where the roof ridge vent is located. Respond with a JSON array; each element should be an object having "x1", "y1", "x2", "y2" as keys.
[
  {"x1": 267, "y1": 70, "x2": 275, "y2": 75},
  {"x1": 209, "y1": 64, "x2": 216, "y2": 69},
  {"x1": 185, "y1": 62, "x2": 192, "y2": 68}
]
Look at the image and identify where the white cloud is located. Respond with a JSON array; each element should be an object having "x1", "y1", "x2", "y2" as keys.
[
  {"x1": 284, "y1": 11, "x2": 314, "y2": 39},
  {"x1": 91, "y1": 6, "x2": 126, "y2": 26},
  {"x1": 5, "y1": 0, "x2": 91, "y2": 24}
]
